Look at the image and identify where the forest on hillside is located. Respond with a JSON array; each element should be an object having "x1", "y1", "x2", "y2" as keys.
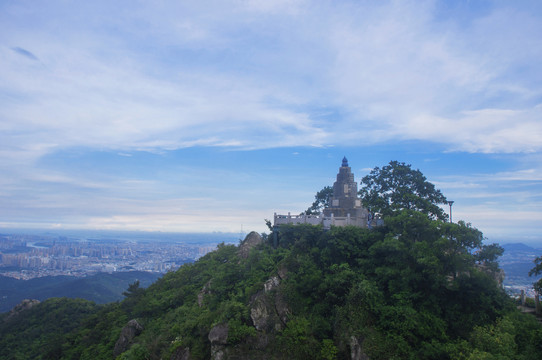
[{"x1": 1, "y1": 219, "x2": 541, "y2": 359}]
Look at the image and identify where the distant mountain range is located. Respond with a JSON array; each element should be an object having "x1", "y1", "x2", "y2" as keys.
[
  {"x1": 498, "y1": 242, "x2": 542, "y2": 291},
  {"x1": 501, "y1": 242, "x2": 541, "y2": 252},
  {"x1": 0, "y1": 271, "x2": 160, "y2": 312}
]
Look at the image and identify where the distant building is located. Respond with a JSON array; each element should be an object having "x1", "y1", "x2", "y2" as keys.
[{"x1": 274, "y1": 157, "x2": 379, "y2": 229}]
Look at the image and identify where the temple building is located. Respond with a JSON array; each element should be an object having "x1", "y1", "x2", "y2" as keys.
[{"x1": 274, "y1": 157, "x2": 372, "y2": 229}]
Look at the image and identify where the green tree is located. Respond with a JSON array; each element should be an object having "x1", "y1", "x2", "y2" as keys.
[
  {"x1": 469, "y1": 316, "x2": 517, "y2": 359},
  {"x1": 320, "y1": 339, "x2": 338, "y2": 360},
  {"x1": 529, "y1": 256, "x2": 542, "y2": 293},
  {"x1": 475, "y1": 243, "x2": 504, "y2": 272},
  {"x1": 441, "y1": 220, "x2": 484, "y2": 277},
  {"x1": 122, "y1": 280, "x2": 143, "y2": 298},
  {"x1": 359, "y1": 161, "x2": 448, "y2": 220},
  {"x1": 529, "y1": 256, "x2": 542, "y2": 315},
  {"x1": 278, "y1": 316, "x2": 319, "y2": 359},
  {"x1": 304, "y1": 186, "x2": 333, "y2": 215}
]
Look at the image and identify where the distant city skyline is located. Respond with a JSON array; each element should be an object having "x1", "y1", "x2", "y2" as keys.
[{"x1": 1, "y1": 1, "x2": 541, "y2": 246}]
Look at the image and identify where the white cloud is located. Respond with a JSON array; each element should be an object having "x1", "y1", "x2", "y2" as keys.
[
  {"x1": 2, "y1": 0, "x2": 542, "y2": 158},
  {"x1": 1, "y1": 0, "x2": 541, "y2": 237},
  {"x1": 394, "y1": 105, "x2": 542, "y2": 153},
  {"x1": 428, "y1": 156, "x2": 542, "y2": 243}
]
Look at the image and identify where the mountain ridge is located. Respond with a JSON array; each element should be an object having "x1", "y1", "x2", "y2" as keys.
[
  {"x1": 0, "y1": 271, "x2": 160, "y2": 312},
  {"x1": 1, "y1": 220, "x2": 541, "y2": 359}
]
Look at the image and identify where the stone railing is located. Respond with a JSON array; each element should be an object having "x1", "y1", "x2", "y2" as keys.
[
  {"x1": 273, "y1": 213, "x2": 323, "y2": 226},
  {"x1": 273, "y1": 212, "x2": 368, "y2": 229}
]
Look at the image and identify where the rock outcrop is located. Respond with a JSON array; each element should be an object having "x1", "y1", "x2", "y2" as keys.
[
  {"x1": 113, "y1": 319, "x2": 144, "y2": 356},
  {"x1": 202, "y1": 272, "x2": 291, "y2": 360},
  {"x1": 209, "y1": 323, "x2": 229, "y2": 360},
  {"x1": 171, "y1": 346, "x2": 191, "y2": 360},
  {"x1": 277, "y1": 263, "x2": 288, "y2": 280},
  {"x1": 209, "y1": 323, "x2": 229, "y2": 345},
  {"x1": 263, "y1": 276, "x2": 280, "y2": 292},
  {"x1": 198, "y1": 280, "x2": 212, "y2": 307},
  {"x1": 350, "y1": 336, "x2": 370, "y2": 360},
  {"x1": 250, "y1": 275, "x2": 289, "y2": 332},
  {"x1": 5, "y1": 299, "x2": 40, "y2": 321},
  {"x1": 238, "y1": 231, "x2": 263, "y2": 259},
  {"x1": 250, "y1": 292, "x2": 276, "y2": 332}
]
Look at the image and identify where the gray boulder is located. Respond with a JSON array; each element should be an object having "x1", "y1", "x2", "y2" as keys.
[
  {"x1": 171, "y1": 346, "x2": 191, "y2": 360},
  {"x1": 113, "y1": 319, "x2": 144, "y2": 356},
  {"x1": 209, "y1": 323, "x2": 229, "y2": 345},
  {"x1": 238, "y1": 231, "x2": 263, "y2": 259},
  {"x1": 209, "y1": 323, "x2": 229, "y2": 360},
  {"x1": 5, "y1": 299, "x2": 40, "y2": 321},
  {"x1": 350, "y1": 336, "x2": 370, "y2": 360}
]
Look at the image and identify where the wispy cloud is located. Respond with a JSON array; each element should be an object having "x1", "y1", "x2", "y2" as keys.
[
  {"x1": 398, "y1": 107, "x2": 542, "y2": 153},
  {"x1": 1, "y1": 1, "x2": 541, "y2": 158},
  {"x1": 10, "y1": 47, "x2": 39, "y2": 61}
]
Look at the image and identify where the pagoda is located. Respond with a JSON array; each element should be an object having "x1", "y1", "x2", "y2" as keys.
[
  {"x1": 274, "y1": 157, "x2": 370, "y2": 229},
  {"x1": 322, "y1": 157, "x2": 368, "y2": 227}
]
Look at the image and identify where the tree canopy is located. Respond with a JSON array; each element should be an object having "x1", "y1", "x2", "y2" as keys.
[
  {"x1": 359, "y1": 160, "x2": 448, "y2": 220},
  {"x1": 303, "y1": 186, "x2": 333, "y2": 215},
  {"x1": 529, "y1": 256, "x2": 542, "y2": 293}
]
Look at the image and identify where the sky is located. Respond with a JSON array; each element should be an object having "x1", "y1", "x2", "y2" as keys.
[{"x1": 1, "y1": 0, "x2": 541, "y2": 246}]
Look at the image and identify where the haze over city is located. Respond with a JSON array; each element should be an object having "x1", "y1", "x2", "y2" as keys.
[{"x1": 1, "y1": 0, "x2": 541, "y2": 246}]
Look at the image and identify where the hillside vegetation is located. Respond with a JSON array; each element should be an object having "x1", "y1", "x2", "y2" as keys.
[{"x1": 1, "y1": 215, "x2": 541, "y2": 359}]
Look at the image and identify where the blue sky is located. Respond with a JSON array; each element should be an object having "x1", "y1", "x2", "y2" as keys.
[{"x1": 1, "y1": 0, "x2": 541, "y2": 245}]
